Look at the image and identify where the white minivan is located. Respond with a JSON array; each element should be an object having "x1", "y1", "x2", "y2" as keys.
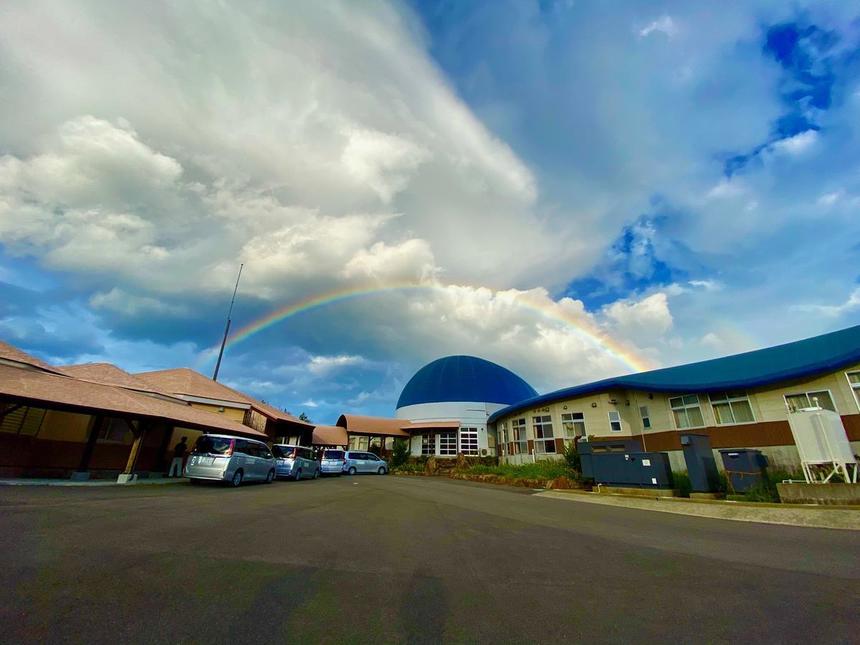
[
  {"x1": 272, "y1": 444, "x2": 320, "y2": 480},
  {"x1": 185, "y1": 434, "x2": 276, "y2": 486}
]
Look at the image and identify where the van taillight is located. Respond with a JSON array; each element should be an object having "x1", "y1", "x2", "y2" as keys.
[{"x1": 225, "y1": 440, "x2": 234, "y2": 456}]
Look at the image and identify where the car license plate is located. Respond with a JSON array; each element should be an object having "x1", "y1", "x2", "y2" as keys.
[{"x1": 200, "y1": 457, "x2": 214, "y2": 466}]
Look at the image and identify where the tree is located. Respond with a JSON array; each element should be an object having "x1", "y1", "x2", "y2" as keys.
[
  {"x1": 391, "y1": 439, "x2": 409, "y2": 467},
  {"x1": 298, "y1": 412, "x2": 312, "y2": 423}
]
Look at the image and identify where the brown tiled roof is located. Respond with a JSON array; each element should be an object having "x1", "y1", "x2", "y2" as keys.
[
  {"x1": 0, "y1": 340, "x2": 63, "y2": 374},
  {"x1": 135, "y1": 368, "x2": 250, "y2": 404},
  {"x1": 0, "y1": 363, "x2": 266, "y2": 437},
  {"x1": 336, "y1": 414, "x2": 411, "y2": 437},
  {"x1": 135, "y1": 367, "x2": 310, "y2": 426},
  {"x1": 57, "y1": 363, "x2": 178, "y2": 398},
  {"x1": 252, "y1": 398, "x2": 312, "y2": 426},
  {"x1": 311, "y1": 425, "x2": 349, "y2": 446}
]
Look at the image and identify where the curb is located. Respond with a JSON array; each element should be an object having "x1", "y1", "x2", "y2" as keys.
[{"x1": 536, "y1": 489, "x2": 860, "y2": 531}]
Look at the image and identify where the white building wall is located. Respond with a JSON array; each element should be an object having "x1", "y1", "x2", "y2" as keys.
[{"x1": 397, "y1": 401, "x2": 507, "y2": 457}]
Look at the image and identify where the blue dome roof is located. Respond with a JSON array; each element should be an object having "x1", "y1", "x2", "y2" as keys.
[{"x1": 396, "y1": 355, "x2": 538, "y2": 409}]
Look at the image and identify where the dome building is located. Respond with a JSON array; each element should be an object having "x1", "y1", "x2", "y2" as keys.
[{"x1": 396, "y1": 355, "x2": 537, "y2": 458}]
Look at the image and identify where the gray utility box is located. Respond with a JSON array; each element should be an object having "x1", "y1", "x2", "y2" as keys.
[
  {"x1": 680, "y1": 433, "x2": 720, "y2": 492},
  {"x1": 719, "y1": 449, "x2": 768, "y2": 493},
  {"x1": 579, "y1": 439, "x2": 672, "y2": 488}
]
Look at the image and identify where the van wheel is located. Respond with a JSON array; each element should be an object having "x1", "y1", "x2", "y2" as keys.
[
  {"x1": 231, "y1": 470, "x2": 243, "y2": 487},
  {"x1": 378, "y1": 466, "x2": 387, "y2": 475},
  {"x1": 294, "y1": 469, "x2": 302, "y2": 481},
  {"x1": 265, "y1": 469, "x2": 275, "y2": 484},
  {"x1": 348, "y1": 466, "x2": 357, "y2": 475}
]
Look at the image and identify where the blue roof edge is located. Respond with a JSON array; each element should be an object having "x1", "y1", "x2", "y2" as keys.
[{"x1": 487, "y1": 326, "x2": 860, "y2": 424}]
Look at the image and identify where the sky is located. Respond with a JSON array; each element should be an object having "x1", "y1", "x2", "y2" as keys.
[{"x1": 1, "y1": 0, "x2": 860, "y2": 424}]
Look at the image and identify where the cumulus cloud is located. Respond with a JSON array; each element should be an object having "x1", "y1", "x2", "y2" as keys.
[{"x1": 603, "y1": 292, "x2": 674, "y2": 341}]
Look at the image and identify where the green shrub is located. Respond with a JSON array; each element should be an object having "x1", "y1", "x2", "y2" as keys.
[
  {"x1": 460, "y1": 460, "x2": 572, "y2": 481},
  {"x1": 392, "y1": 462, "x2": 425, "y2": 474},
  {"x1": 671, "y1": 471, "x2": 692, "y2": 498},
  {"x1": 741, "y1": 481, "x2": 780, "y2": 503},
  {"x1": 563, "y1": 440, "x2": 581, "y2": 473},
  {"x1": 391, "y1": 439, "x2": 409, "y2": 467}
]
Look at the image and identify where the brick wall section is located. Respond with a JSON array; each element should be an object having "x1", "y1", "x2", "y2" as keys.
[{"x1": 628, "y1": 413, "x2": 860, "y2": 452}]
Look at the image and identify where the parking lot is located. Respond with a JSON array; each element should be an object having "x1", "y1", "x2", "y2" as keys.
[{"x1": 1, "y1": 475, "x2": 858, "y2": 644}]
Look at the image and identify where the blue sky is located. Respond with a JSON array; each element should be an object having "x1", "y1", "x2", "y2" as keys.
[{"x1": 1, "y1": 1, "x2": 860, "y2": 424}]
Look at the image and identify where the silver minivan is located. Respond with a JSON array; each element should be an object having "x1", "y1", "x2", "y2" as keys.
[
  {"x1": 342, "y1": 451, "x2": 388, "y2": 475},
  {"x1": 273, "y1": 444, "x2": 320, "y2": 480},
  {"x1": 185, "y1": 434, "x2": 276, "y2": 486},
  {"x1": 320, "y1": 449, "x2": 345, "y2": 476}
]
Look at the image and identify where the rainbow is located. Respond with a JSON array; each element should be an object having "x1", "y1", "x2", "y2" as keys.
[{"x1": 197, "y1": 282, "x2": 654, "y2": 372}]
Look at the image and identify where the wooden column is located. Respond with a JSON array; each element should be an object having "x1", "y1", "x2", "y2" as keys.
[
  {"x1": 123, "y1": 420, "x2": 147, "y2": 475},
  {"x1": 76, "y1": 415, "x2": 104, "y2": 474},
  {"x1": 155, "y1": 423, "x2": 174, "y2": 473}
]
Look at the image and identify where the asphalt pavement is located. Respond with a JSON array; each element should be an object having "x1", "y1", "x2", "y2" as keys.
[{"x1": 0, "y1": 475, "x2": 858, "y2": 644}]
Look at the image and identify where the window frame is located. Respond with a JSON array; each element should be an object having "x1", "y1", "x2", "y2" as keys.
[
  {"x1": 638, "y1": 405, "x2": 651, "y2": 429},
  {"x1": 607, "y1": 410, "x2": 622, "y2": 433},
  {"x1": 439, "y1": 431, "x2": 457, "y2": 456},
  {"x1": 421, "y1": 433, "x2": 435, "y2": 456},
  {"x1": 458, "y1": 427, "x2": 479, "y2": 456},
  {"x1": 511, "y1": 418, "x2": 528, "y2": 455},
  {"x1": 561, "y1": 412, "x2": 586, "y2": 438},
  {"x1": 532, "y1": 415, "x2": 555, "y2": 454},
  {"x1": 669, "y1": 394, "x2": 706, "y2": 430},
  {"x1": 846, "y1": 371, "x2": 860, "y2": 413},
  {"x1": 783, "y1": 389, "x2": 838, "y2": 413},
  {"x1": 708, "y1": 391, "x2": 756, "y2": 426}
]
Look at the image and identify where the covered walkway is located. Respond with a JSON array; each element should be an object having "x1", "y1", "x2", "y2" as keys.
[{"x1": 0, "y1": 341, "x2": 266, "y2": 481}]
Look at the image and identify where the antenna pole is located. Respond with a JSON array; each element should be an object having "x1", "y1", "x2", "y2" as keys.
[{"x1": 213, "y1": 263, "x2": 244, "y2": 381}]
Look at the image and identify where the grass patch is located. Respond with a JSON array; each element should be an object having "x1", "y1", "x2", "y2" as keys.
[
  {"x1": 461, "y1": 461, "x2": 574, "y2": 481},
  {"x1": 392, "y1": 463, "x2": 425, "y2": 474}
]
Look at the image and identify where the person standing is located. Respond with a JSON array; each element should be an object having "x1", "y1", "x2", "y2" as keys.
[{"x1": 169, "y1": 437, "x2": 188, "y2": 477}]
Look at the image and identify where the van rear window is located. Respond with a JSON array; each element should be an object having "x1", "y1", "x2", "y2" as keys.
[
  {"x1": 272, "y1": 446, "x2": 297, "y2": 459},
  {"x1": 194, "y1": 436, "x2": 233, "y2": 455},
  {"x1": 323, "y1": 450, "x2": 344, "y2": 459}
]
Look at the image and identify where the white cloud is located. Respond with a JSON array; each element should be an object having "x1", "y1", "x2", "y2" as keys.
[
  {"x1": 603, "y1": 292, "x2": 674, "y2": 341},
  {"x1": 340, "y1": 128, "x2": 430, "y2": 203},
  {"x1": 794, "y1": 287, "x2": 860, "y2": 317},
  {"x1": 817, "y1": 190, "x2": 844, "y2": 206},
  {"x1": 307, "y1": 354, "x2": 369, "y2": 376},
  {"x1": 90, "y1": 288, "x2": 189, "y2": 317},
  {"x1": 638, "y1": 16, "x2": 678, "y2": 39},
  {"x1": 768, "y1": 129, "x2": 818, "y2": 156}
]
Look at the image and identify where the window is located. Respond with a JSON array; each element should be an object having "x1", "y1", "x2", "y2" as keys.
[
  {"x1": 709, "y1": 391, "x2": 755, "y2": 424},
  {"x1": 0, "y1": 406, "x2": 46, "y2": 436},
  {"x1": 785, "y1": 390, "x2": 836, "y2": 413},
  {"x1": 532, "y1": 415, "x2": 555, "y2": 453},
  {"x1": 561, "y1": 412, "x2": 586, "y2": 438},
  {"x1": 195, "y1": 436, "x2": 234, "y2": 455},
  {"x1": 99, "y1": 418, "x2": 133, "y2": 443},
  {"x1": 349, "y1": 435, "x2": 369, "y2": 451},
  {"x1": 459, "y1": 427, "x2": 479, "y2": 456},
  {"x1": 639, "y1": 406, "x2": 651, "y2": 429},
  {"x1": 608, "y1": 410, "x2": 622, "y2": 432},
  {"x1": 421, "y1": 433, "x2": 435, "y2": 456},
  {"x1": 439, "y1": 432, "x2": 457, "y2": 456},
  {"x1": 498, "y1": 422, "x2": 507, "y2": 445},
  {"x1": 846, "y1": 372, "x2": 860, "y2": 410},
  {"x1": 511, "y1": 418, "x2": 527, "y2": 454},
  {"x1": 669, "y1": 395, "x2": 705, "y2": 429}
]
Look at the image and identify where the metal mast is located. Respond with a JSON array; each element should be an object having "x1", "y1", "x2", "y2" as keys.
[{"x1": 212, "y1": 263, "x2": 244, "y2": 382}]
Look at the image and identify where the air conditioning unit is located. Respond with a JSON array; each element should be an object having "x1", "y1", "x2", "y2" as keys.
[{"x1": 608, "y1": 398, "x2": 618, "y2": 405}]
